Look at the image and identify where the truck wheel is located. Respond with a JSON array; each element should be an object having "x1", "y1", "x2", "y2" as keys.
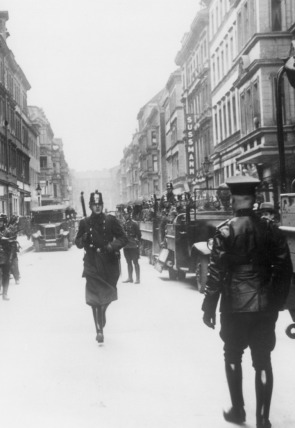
[
  {"x1": 63, "y1": 237, "x2": 69, "y2": 251},
  {"x1": 34, "y1": 240, "x2": 40, "y2": 252},
  {"x1": 195, "y1": 254, "x2": 208, "y2": 293},
  {"x1": 169, "y1": 268, "x2": 178, "y2": 280}
]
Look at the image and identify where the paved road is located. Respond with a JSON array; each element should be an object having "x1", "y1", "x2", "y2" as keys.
[{"x1": 0, "y1": 247, "x2": 294, "y2": 428}]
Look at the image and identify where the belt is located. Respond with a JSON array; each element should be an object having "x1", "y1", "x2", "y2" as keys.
[{"x1": 231, "y1": 264, "x2": 256, "y2": 273}]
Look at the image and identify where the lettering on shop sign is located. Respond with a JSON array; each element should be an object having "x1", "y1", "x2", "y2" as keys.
[{"x1": 186, "y1": 114, "x2": 195, "y2": 176}]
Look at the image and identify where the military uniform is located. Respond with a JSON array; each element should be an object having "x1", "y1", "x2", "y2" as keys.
[
  {"x1": 7, "y1": 216, "x2": 20, "y2": 284},
  {"x1": 202, "y1": 176, "x2": 293, "y2": 428},
  {"x1": 122, "y1": 213, "x2": 141, "y2": 284},
  {"x1": 0, "y1": 214, "x2": 13, "y2": 300},
  {"x1": 75, "y1": 191, "x2": 128, "y2": 343}
]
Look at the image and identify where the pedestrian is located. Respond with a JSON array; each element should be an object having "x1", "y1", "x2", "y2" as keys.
[
  {"x1": 259, "y1": 202, "x2": 276, "y2": 222},
  {"x1": 0, "y1": 214, "x2": 12, "y2": 300},
  {"x1": 75, "y1": 190, "x2": 128, "y2": 344},
  {"x1": 122, "y1": 206, "x2": 142, "y2": 284},
  {"x1": 201, "y1": 176, "x2": 293, "y2": 428}
]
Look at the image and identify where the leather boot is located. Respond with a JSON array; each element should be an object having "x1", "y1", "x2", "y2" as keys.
[
  {"x1": 134, "y1": 264, "x2": 140, "y2": 284},
  {"x1": 255, "y1": 367, "x2": 273, "y2": 428},
  {"x1": 92, "y1": 306, "x2": 104, "y2": 343},
  {"x1": 223, "y1": 362, "x2": 246, "y2": 424},
  {"x1": 101, "y1": 304, "x2": 109, "y2": 328}
]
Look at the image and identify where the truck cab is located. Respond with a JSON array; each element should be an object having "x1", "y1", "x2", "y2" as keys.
[{"x1": 31, "y1": 204, "x2": 76, "y2": 251}]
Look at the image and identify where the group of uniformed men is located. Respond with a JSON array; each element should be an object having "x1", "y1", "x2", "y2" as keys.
[{"x1": 75, "y1": 176, "x2": 292, "y2": 428}]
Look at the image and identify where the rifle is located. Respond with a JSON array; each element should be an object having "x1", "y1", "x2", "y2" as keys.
[{"x1": 80, "y1": 192, "x2": 87, "y2": 218}]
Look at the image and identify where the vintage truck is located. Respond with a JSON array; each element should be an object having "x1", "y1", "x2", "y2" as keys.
[
  {"x1": 139, "y1": 218, "x2": 161, "y2": 264},
  {"x1": 31, "y1": 204, "x2": 76, "y2": 251},
  {"x1": 155, "y1": 208, "x2": 230, "y2": 289},
  {"x1": 279, "y1": 193, "x2": 295, "y2": 338}
]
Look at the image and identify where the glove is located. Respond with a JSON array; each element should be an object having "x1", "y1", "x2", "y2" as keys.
[{"x1": 203, "y1": 311, "x2": 216, "y2": 329}]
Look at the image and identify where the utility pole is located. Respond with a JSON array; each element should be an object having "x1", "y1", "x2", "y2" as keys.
[
  {"x1": 275, "y1": 45, "x2": 295, "y2": 193},
  {"x1": 4, "y1": 119, "x2": 10, "y2": 217}
]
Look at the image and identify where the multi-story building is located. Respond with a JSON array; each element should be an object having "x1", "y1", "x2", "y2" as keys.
[
  {"x1": 162, "y1": 69, "x2": 187, "y2": 195},
  {"x1": 137, "y1": 90, "x2": 165, "y2": 199},
  {"x1": 28, "y1": 106, "x2": 71, "y2": 206},
  {"x1": 118, "y1": 158, "x2": 127, "y2": 204},
  {"x1": 206, "y1": 0, "x2": 295, "y2": 201},
  {"x1": 0, "y1": 11, "x2": 37, "y2": 216},
  {"x1": 124, "y1": 133, "x2": 140, "y2": 203},
  {"x1": 175, "y1": 8, "x2": 213, "y2": 193}
]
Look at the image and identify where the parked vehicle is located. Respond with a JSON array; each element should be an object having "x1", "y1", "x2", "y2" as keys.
[
  {"x1": 156, "y1": 208, "x2": 230, "y2": 289},
  {"x1": 139, "y1": 216, "x2": 161, "y2": 264},
  {"x1": 154, "y1": 186, "x2": 231, "y2": 289},
  {"x1": 279, "y1": 193, "x2": 295, "y2": 338},
  {"x1": 31, "y1": 205, "x2": 76, "y2": 251}
]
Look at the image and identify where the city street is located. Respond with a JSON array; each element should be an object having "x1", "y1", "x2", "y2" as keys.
[{"x1": 0, "y1": 246, "x2": 295, "y2": 428}]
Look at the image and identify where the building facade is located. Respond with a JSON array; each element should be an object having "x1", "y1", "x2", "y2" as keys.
[
  {"x1": 118, "y1": 0, "x2": 295, "y2": 205},
  {"x1": 162, "y1": 69, "x2": 187, "y2": 195},
  {"x1": 0, "y1": 11, "x2": 36, "y2": 216},
  {"x1": 175, "y1": 9, "x2": 213, "y2": 194},
  {"x1": 207, "y1": 0, "x2": 295, "y2": 201},
  {"x1": 28, "y1": 106, "x2": 72, "y2": 207}
]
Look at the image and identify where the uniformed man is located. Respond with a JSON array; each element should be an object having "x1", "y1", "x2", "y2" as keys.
[
  {"x1": 7, "y1": 215, "x2": 20, "y2": 285},
  {"x1": 122, "y1": 206, "x2": 142, "y2": 284},
  {"x1": 159, "y1": 182, "x2": 176, "y2": 211},
  {"x1": 0, "y1": 214, "x2": 12, "y2": 300},
  {"x1": 201, "y1": 176, "x2": 293, "y2": 428},
  {"x1": 75, "y1": 191, "x2": 128, "y2": 344},
  {"x1": 259, "y1": 202, "x2": 276, "y2": 222}
]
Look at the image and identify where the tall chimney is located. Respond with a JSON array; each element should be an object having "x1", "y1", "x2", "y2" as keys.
[{"x1": 0, "y1": 12, "x2": 9, "y2": 41}]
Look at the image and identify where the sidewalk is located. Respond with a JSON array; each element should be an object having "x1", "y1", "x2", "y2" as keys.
[{"x1": 18, "y1": 234, "x2": 34, "y2": 255}]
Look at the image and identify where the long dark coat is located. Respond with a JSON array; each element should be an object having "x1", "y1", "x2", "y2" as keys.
[
  {"x1": 75, "y1": 213, "x2": 128, "y2": 306},
  {"x1": 202, "y1": 209, "x2": 293, "y2": 315}
]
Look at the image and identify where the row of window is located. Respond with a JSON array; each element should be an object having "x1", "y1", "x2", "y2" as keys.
[
  {"x1": 187, "y1": 81, "x2": 210, "y2": 117},
  {"x1": 210, "y1": 0, "x2": 231, "y2": 39},
  {"x1": 211, "y1": 24, "x2": 236, "y2": 88},
  {"x1": 0, "y1": 136, "x2": 30, "y2": 180},
  {"x1": 213, "y1": 89, "x2": 238, "y2": 144},
  {"x1": 210, "y1": 0, "x2": 282, "y2": 41},
  {"x1": 186, "y1": 33, "x2": 209, "y2": 87},
  {"x1": 0, "y1": 57, "x2": 28, "y2": 112},
  {"x1": 0, "y1": 95, "x2": 30, "y2": 148}
]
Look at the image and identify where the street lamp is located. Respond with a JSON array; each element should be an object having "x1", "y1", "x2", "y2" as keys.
[
  {"x1": 36, "y1": 183, "x2": 42, "y2": 207},
  {"x1": 276, "y1": 44, "x2": 295, "y2": 193},
  {"x1": 202, "y1": 156, "x2": 212, "y2": 200}
]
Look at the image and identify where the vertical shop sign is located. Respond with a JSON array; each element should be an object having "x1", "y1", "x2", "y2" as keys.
[{"x1": 186, "y1": 114, "x2": 195, "y2": 176}]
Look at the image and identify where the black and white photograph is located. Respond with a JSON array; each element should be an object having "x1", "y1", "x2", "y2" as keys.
[{"x1": 0, "y1": 1, "x2": 295, "y2": 427}]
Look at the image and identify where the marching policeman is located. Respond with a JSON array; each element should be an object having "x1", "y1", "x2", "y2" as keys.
[
  {"x1": 202, "y1": 176, "x2": 293, "y2": 428},
  {"x1": 75, "y1": 191, "x2": 128, "y2": 344},
  {"x1": 122, "y1": 206, "x2": 142, "y2": 284}
]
